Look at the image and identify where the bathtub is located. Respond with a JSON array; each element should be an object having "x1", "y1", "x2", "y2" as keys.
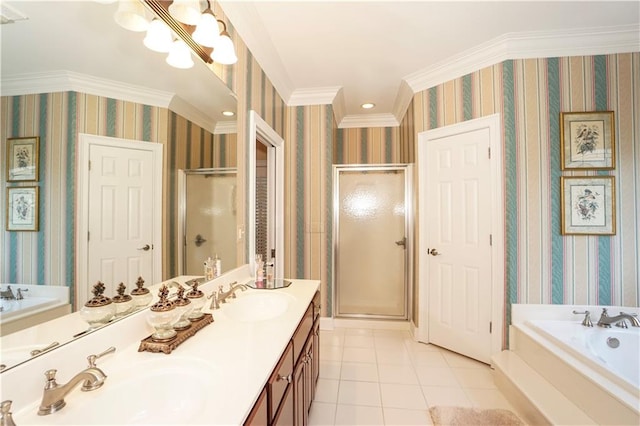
[
  {"x1": 0, "y1": 285, "x2": 70, "y2": 337},
  {"x1": 505, "y1": 318, "x2": 640, "y2": 425},
  {"x1": 528, "y1": 320, "x2": 639, "y2": 391},
  {"x1": 0, "y1": 297, "x2": 60, "y2": 321}
]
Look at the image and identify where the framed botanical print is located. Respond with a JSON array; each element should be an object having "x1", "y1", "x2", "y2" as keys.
[
  {"x1": 6, "y1": 136, "x2": 40, "y2": 182},
  {"x1": 6, "y1": 186, "x2": 39, "y2": 231},
  {"x1": 561, "y1": 176, "x2": 615, "y2": 235},
  {"x1": 560, "y1": 111, "x2": 615, "y2": 170}
]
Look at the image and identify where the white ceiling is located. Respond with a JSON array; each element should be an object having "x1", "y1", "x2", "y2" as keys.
[{"x1": 2, "y1": 1, "x2": 639, "y2": 130}]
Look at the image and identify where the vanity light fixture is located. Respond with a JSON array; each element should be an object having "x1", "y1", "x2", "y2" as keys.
[
  {"x1": 361, "y1": 103, "x2": 375, "y2": 109},
  {"x1": 191, "y1": 4, "x2": 220, "y2": 47},
  {"x1": 167, "y1": 0, "x2": 201, "y2": 25},
  {"x1": 113, "y1": 0, "x2": 149, "y2": 32},
  {"x1": 143, "y1": 18, "x2": 173, "y2": 52},
  {"x1": 210, "y1": 19, "x2": 237, "y2": 65},
  {"x1": 166, "y1": 38, "x2": 194, "y2": 69}
]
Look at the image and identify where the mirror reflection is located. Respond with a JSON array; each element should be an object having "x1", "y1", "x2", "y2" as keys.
[{"x1": 1, "y1": 0, "x2": 238, "y2": 371}]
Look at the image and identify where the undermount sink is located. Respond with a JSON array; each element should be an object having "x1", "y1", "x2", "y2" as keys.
[
  {"x1": 17, "y1": 357, "x2": 220, "y2": 425},
  {"x1": 222, "y1": 291, "x2": 293, "y2": 322}
]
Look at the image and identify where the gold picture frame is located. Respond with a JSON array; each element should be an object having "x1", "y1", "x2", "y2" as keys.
[
  {"x1": 560, "y1": 176, "x2": 615, "y2": 235},
  {"x1": 560, "y1": 111, "x2": 615, "y2": 170},
  {"x1": 6, "y1": 136, "x2": 40, "y2": 182},
  {"x1": 6, "y1": 186, "x2": 39, "y2": 232}
]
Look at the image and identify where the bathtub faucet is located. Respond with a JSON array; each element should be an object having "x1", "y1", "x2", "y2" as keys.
[
  {"x1": 572, "y1": 310, "x2": 593, "y2": 327},
  {"x1": 596, "y1": 308, "x2": 640, "y2": 328},
  {"x1": 0, "y1": 286, "x2": 15, "y2": 300}
]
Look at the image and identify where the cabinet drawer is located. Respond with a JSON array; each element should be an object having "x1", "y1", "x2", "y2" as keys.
[
  {"x1": 292, "y1": 303, "x2": 313, "y2": 364},
  {"x1": 312, "y1": 291, "x2": 321, "y2": 320},
  {"x1": 268, "y1": 341, "x2": 294, "y2": 423},
  {"x1": 244, "y1": 386, "x2": 268, "y2": 426}
]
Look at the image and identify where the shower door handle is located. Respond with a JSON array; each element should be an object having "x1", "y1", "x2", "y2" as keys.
[
  {"x1": 395, "y1": 237, "x2": 406, "y2": 248},
  {"x1": 194, "y1": 234, "x2": 207, "y2": 247}
]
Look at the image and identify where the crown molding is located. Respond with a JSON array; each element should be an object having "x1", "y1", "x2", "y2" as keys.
[
  {"x1": 168, "y1": 96, "x2": 216, "y2": 133},
  {"x1": 214, "y1": 120, "x2": 238, "y2": 135},
  {"x1": 287, "y1": 86, "x2": 342, "y2": 106},
  {"x1": 0, "y1": 70, "x2": 174, "y2": 107},
  {"x1": 392, "y1": 80, "x2": 414, "y2": 125},
  {"x1": 338, "y1": 113, "x2": 399, "y2": 129},
  {"x1": 405, "y1": 24, "x2": 640, "y2": 94},
  {"x1": 332, "y1": 88, "x2": 346, "y2": 126}
]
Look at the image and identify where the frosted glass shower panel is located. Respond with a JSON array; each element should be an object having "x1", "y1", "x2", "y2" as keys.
[{"x1": 336, "y1": 170, "x2": 407, "y2": 318}]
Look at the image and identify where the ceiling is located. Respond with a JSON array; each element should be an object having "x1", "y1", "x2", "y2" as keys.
[{"x1": 2, "y1": 1, "x2": 639, "y2": 130}]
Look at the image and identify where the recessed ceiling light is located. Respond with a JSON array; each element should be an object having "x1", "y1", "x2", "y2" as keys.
[
  {"x1": 361, "y1": 103, "x2": 375, "y2": 109},
  {"x1": 222, "y1": 111, "x2": 235, "y2": 117}
]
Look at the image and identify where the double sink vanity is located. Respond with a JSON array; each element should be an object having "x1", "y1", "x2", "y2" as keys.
[{"x1": 0, "y1": 265, "x2": 320, "y2": 425}]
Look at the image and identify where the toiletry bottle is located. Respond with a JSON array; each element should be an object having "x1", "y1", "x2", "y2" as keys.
[
  {"x1": 266, "y1": 258, "x2": 274, "y2": 286},
  {"x1": 255, "y1": 254, "x2": 264, "y2": 283},
  {"x1": 204, "y1": 257, "x2": 213, "y2": 281},
  {"x1": 214, "y1": 254, "x2": 221, "y2": 278}
]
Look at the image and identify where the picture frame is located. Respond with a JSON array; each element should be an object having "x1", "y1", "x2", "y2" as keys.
[
  {"x1": 6, "y1": 186, "x2": 39, "y2": 232},
  {"x1": 6, "y1": 136, "x2": 40, "y2": 182},
  {"x1": 561, "y1": 176, "x2": 615, "y2": 235},
  {"x1": 560, "y1": 111, "x2": 615, "y2": 170}
]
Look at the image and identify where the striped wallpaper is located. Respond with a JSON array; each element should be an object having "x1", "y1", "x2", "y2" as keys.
[{"x1": 411, "y1": 53, "x2": 640, "y2": 323}]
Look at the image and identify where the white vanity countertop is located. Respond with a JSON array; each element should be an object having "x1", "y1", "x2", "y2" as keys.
[{"x1": 2, "y1": 267, "x2": 320, "y2": 425}]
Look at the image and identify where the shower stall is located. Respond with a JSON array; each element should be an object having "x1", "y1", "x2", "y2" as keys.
[{"x1": 333, "y1": 164, "x2": 413, "y2": 320}]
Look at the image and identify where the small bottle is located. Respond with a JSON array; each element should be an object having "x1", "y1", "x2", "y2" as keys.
[
  {"x1": 214, "y1": 254, "x2": 222, "y2": 278},
  {"x1": 255, "y1": 254, "x2": 264, "y2": 283},
  {"x1": 204, "y1": 257, "x2": 214, "y2": 281},
  {"x1": 266, "y1": 258, "x2": 274, "y2": 286}
]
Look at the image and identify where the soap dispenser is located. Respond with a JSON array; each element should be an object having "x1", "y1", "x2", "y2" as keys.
[
  {"x1": 172, "y1": 286, "x2": 193, "y2": 330},
  {"x1": 186, "y1": 280, "x2": 205, "y2": 320}
]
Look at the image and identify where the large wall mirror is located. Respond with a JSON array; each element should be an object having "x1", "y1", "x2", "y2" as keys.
[{"x1": 0, "y1": 1, "x2": 239, "y2": 371}]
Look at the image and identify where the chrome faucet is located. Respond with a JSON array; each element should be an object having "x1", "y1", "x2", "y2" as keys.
[
  {"x1": 16, "y1": 288, "x2": 28, "y2": 300},
  {"x1": 573, "y1": 310, "x2": 593, "y2": 327},
  {"x1": 0, "y1": 286, "x2": 15, "y2": 301},
  {"x1": 38, "y1": 347, "x2": 115, "y2": 416},
  {"x1": 596, "y1": 308, "x2": 640, "y2": 328},
  {"x1": 217, "y1": 282, "x2": 247, "y2": 303}
]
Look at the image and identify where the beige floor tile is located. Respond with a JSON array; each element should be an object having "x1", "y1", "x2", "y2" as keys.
[
  {"x1": 451, "y1": 367, "x2": 497, "y2": 389},
  {"x1": 334, "y1": 404, "x2": 384, "y2": 425},
  {"x1": 338, "y1": 380, "x2": 382, "y2": 406},
  {"x1": 421, "y1": 385, "x2": 473, "y2": 408},
  {"x1": 404, "y1": 340, "x2": 442, "y2": 353},
  {"x1": 376, "y1": 347, "x2": 413, "y2": 365},
  {"x1": 343, "y1": 334, "x2": 375, "y2": 348},
  {"x1": 342, "y1": 327, "x2": 374, "y2": 336},
  {"x1": 375, "y1": 334, "x2": 409, "y2": 349},
  {"x1": 410, "y1": 350, "x2": 449, "y2": 368},
  {"x1": 414, "y1": 366, "x2": 459, "y2": 387},
  {"x1": 383, "y1": 407, "x2": 433, "y2": 425},
  {"x1": 343, "y1": 346, "x2": 377, "y2": 363},
  {"x1": 378, "y1": 363, "x2": 419, "y2": 385},
  {"x1": 315, "y1": 379, "x2": 340, "y2": 403},
  {"x1": 340, "y1": 362, "x2": 379, "y2": 382},
  {"x1": 464, "y1": 387, "x2": 516, "y2": 410},
  {"x1": 380, "y1": 383, "x2": 427, "y2": 410},
  {"x1": 319, "y1": 361, "x2": 342, "y2": 380},
  {"x1": 320, "y1": 345, "x2": 343, "y2": 362},
  {"x1": 320, "y1": 331, "x2": 345, "y2": 347},
  {"x1": 309, "y1": 402, "x2": 336, "y2": 426}
]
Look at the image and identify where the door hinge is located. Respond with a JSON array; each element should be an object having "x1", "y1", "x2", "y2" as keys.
[
  {"x1": 488, "y1": 147, "x2": 491, "y2": 159},
  {"x1": 489, "y1": 321, "x2": 493, "y2": 333},
  {"x1": 88, "y1": 160, "x2": 91, "y2": 171},
  {"x1": 271, "y1": 248, "x2": 276, "y2": 259},
  {"x1": 489, "y1": 234, "x2": 493, "y2": 246},
  {"x1": 87, "y1": 231, "x2": 90, "y2": 241}
]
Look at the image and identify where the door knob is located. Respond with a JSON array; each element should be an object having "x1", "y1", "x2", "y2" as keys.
[
  {"x1": 428, "y1": 248, "x2": 440, "y2": 256},
  {"x1": 137, "y1": 244, "x2": 151, "y2": 251},
  {"x1": 194, "y1": 234, "x2": 207, "y2": 247},
  {"x1": 395, "y1": 237, "x2": 407, "y2": 248}
]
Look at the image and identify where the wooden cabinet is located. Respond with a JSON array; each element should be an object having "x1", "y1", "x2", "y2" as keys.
[
  {"x1": 245, "y1": 387, "x2": 268, "y2": 426},
  {"x1": 249, "y1": 291, "x2": 321, "y2": 426}
]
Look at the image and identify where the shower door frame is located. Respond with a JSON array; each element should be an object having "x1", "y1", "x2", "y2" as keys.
[
  {"x1": 332, "y1": 164, "x2": 414, "y2": 320},
  {"x1": 177, "y1": 167, "x2": 237, "y2": 276}
]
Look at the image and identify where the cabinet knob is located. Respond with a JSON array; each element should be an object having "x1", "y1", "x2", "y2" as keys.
[{"x1": 277, "y1": 374, "x2": 292, "y2": 383}]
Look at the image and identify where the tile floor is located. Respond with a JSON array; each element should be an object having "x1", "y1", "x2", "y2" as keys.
[{"x1": 309, "y1": 326, "x2": 518, "y2": 425}]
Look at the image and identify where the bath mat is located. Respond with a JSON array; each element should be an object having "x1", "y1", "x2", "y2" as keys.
[{"x1": 429, "y1": 406, "x2": 525, "y2": 426}]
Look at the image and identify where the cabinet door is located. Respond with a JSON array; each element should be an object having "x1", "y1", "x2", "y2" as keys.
[
  {"x1": 311, "y1": 320, "x2": 320, "y2": 401},
  {"x1": 273, "y1": 382, "x2": 294, "y2": 426},
  {"x1": 244, "y1": 387, "x2": 268, "y2": 426},
  {"x1": 293, "y1": 353, "x2": 307, "y2": 426},
  {"x1": 303, "y1": 338, "x2": 313, "y2": 417},
  {"x1": 268, "y1": 342, "x2": 294, "y2": 423}
]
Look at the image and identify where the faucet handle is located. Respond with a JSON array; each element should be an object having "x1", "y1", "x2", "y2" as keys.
[
  {"x1": 87, "y1": 346, "x2": 116, "y2": 368},
  {"x1": 1, "y1": 400, "x2": 17, "y2": 426},
  {"x1": 43, "y1": 369, "x2": 59, "y2": 389},
  {"x1": 208, "y1": 290, "x2": 220, "y2": 310},
  {"x1": 572, "y1": 310, "x2": 593, "y2": 327}
]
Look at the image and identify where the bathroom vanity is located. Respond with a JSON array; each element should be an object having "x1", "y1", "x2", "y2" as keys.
[{"x1": 0, "y1": 265, "x2": 320, "y2": 425}]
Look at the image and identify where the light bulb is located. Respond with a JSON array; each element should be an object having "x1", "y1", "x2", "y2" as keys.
[
  {"x1": 143, "y1": 19, "x2": 173, "y2": 53},
  {"x1": 168, "y1": 0, "x2": 201, "y2": 25},
  {"x1": 192, "y1": 10, "x2": 220, "y2": 48},
  {"x1": 166, "y1": 39, "x2": 194, "y2": 69},
  {"x1": 114, "y1": 0, "x2": 149, "y2": 32},
  {"x1": 211, "y1": 31, "x2": 237, "y2": 65}
]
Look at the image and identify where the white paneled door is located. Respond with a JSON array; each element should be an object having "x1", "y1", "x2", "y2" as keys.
[
  {"x1": 86, "y1": 142, "x2": 156, "y2": 298},
  {"x1": 424, "y1": 126, "x2": 493, "y2": 364}
]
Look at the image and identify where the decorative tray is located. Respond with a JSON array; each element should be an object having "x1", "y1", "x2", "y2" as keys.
[
  {"x1": 245, "y1": 279, "x2": 292, "y2": 290},
  {"x1": 138, "y1": 313, "x2": 214, "y2": 355}
]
